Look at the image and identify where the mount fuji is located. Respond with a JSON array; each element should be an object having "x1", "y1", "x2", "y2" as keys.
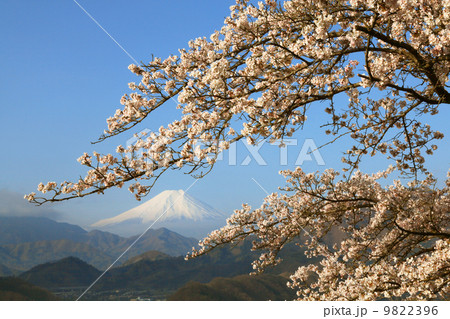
[{"x1": 91, "y1": 190, "x2": 228, "y2": 239}]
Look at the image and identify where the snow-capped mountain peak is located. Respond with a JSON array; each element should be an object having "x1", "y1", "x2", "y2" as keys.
[{"x1": 91, "y1": 190, "x2": 227, "y2": 238}]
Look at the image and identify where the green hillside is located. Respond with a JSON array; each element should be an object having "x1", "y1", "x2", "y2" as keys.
[
  {"x1": 168, "y1": 274, "x2": 296, "y2": 301},
  {"x1": 0, "y1": 277, "x2": 58, "y2": 301},
  {"x1": 20, "y1": 256, "x2": 101, "y2": 288},
  {"x1": 122, "y1": 250, "x2": 171, "y2": 266}
]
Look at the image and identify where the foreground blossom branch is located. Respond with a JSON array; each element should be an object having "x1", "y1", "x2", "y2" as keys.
[
  {"x1": 26, "y1": 0, "x2": 449, "y2": 204},
  {"x1": 189, "y1": 168, "x2": 449, "y2": 300},
  {"x1": 26, "y1": 0, "x2": 449, "y2": 300}
]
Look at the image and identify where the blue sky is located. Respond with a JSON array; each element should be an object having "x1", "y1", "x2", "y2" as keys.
[{"x1": 0, "y1": 0, "x2": 448, "y2": 227}]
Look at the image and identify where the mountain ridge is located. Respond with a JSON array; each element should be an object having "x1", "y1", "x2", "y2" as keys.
[
  {"x1": 20, "y1": 256, "x2": 101, "y2": 288},
  {"x1": 0, "y1": 216, "x2": 87, "y2": 245},
  {"x1": 0, "y1": 217, "x2": 198, "y2": 271}
]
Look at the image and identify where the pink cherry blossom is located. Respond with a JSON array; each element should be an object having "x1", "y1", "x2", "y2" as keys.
[{"x1": 26, "y1": 0, "x2": 449, "y2": 299}]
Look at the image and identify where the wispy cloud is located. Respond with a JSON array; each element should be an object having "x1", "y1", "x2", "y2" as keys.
[{"x1": 0, "y1": 189, "x2": 61, "y2": 219}]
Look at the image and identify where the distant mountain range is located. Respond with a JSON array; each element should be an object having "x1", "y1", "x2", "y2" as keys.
[
  {"x1": 90, "y1": 240, "x2": 258, "y2": 294},
  {"x1": 0, "y1": 216, "x2": 198, "y2": 271},
  {"x1": 8, "y1": 237, "x2": 309, "y2": 300},
  {"x1": 11, "y1": 240, "x2": 263, "y2": 299},
  {"x1": 0, "y1": 216, "x2": 87, "y2": 244},
  {"x1": 91, "y1": 190, "x2": 228, "y2": 238},
  {"x1": 0, "y1": 213, "x2": 314, "y2": 301},
  {"x1": 0, "y1": 189, "x2": 322, "y2": 301},
  {"x1": 0, "y1": 189, "x2": 229, "y2": 272},
  {"x1": 0, "y1": 239, "x2": 114, "y2": 271}
]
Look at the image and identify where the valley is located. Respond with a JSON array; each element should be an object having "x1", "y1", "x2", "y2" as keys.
[{"x1": 0, "y1": 190, "x2": 312, "y2": 301}]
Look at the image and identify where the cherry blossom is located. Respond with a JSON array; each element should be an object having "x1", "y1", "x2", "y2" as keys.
[
  {"x1": 189, "y1": 167, "x2": 449, "y2": 300},
  {"x1": 26, "y1": 0, "x2": 449, "y2": 299}
]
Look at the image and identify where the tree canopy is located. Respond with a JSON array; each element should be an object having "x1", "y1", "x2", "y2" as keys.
[{"x1": 26, "y1": 0, "x2": 449, "y2": 300}]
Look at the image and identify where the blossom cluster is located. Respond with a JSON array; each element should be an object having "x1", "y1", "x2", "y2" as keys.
[
  {"x1": 25, "y1": 0, "x2": 449, "y2": 300},
  {"x1": 189, "y1": 168, "x2": 449, "y2": 300},
  {"x1": 26, "y1": 0, "x2": 449, "y2": 205}
]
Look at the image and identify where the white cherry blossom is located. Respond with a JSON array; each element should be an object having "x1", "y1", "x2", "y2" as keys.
[{"x1": 26, "y1": 0, "x2": 449, "y2": 299}]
